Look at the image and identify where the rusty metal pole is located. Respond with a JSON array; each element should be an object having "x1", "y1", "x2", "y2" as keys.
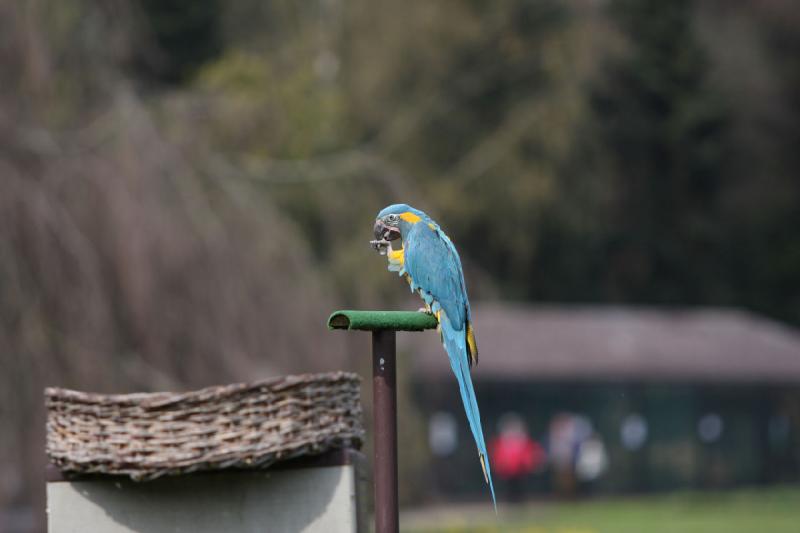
[{"x1": 371, "y1": 329, "x2": 398, "y2": 533}]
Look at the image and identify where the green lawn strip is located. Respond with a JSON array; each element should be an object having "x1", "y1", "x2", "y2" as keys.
[{"x1": 401, "y1": 486, "x2": 800, "y2": 533}]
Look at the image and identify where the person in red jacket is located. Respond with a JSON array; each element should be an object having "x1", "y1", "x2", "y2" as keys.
[{"x1": 489, "y1": 413, "x2": 545, "y2": 502}]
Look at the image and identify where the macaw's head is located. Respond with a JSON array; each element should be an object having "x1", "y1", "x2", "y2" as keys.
[{"x1": 374, "y1": 204, "x2": 429, "y2": 242}]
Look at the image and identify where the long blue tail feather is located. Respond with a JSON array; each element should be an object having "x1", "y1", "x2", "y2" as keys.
[{"x1": 440, "y1": 312, "x2": 497, "y2": 511}]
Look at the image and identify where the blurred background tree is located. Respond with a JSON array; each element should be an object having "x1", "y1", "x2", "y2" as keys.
[
  {"x1": 568, "y1": 0, "x2": 733, "y2": 304},
  {"x1": 1, "y1": 0, "x2": 799, "y2": 529}
]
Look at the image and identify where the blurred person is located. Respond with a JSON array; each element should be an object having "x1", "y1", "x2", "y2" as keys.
[
  {"x1": 489, "y1": 413, "x2": 545, "y2": 502},
  {"x1": 548, "y1": 413, "x2": 592, "y2": 497},
  {"x1": 575, "y1": 432, "x2": 609, "y2": 494}
]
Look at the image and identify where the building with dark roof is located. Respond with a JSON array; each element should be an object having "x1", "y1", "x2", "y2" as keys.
[{"x1": 405, "y1": 304, "x2": 800, "y2": 500}]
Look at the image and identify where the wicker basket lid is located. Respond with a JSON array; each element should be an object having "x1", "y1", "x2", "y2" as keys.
[{"x1": 46, "y1": 371, "x2": 364, "y2": 481}]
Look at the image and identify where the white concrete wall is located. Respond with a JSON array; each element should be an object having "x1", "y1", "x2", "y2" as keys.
[{"x1": 48, "y1": 465, "x2": 361, "y2": 533}]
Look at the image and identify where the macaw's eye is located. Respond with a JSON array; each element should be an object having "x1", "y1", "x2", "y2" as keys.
[{"x1": 387, "y1": 214, "x2": 399, "y2": 224}]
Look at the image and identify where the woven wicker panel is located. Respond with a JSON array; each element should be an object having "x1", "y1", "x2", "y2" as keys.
[{"x1": 46, "y1": 371, "x2": 364, "y2": 481}]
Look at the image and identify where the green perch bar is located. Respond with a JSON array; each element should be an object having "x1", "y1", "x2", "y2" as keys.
[{"x1": 327, "y1": 310, "x2": 438, "y2": 332}]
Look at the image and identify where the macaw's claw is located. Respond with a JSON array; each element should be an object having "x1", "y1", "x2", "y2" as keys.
[
  {"x1": 418, "y1": 308, "x2": 438, "y2": 319},
  {"x1": 370, "y1": 239, "x2": 390, "y2": 255}
]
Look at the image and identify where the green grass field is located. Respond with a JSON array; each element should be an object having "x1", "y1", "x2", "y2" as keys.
[{"x1": 401, "y1": 486, "x2": 800, "y2": 533}]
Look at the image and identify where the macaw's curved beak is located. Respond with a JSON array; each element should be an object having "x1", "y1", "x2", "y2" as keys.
[{"x1": 374, "y1": 219, "x2": 401, "y2": 241}]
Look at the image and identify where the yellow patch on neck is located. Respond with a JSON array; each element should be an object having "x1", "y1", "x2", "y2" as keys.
[
  {"x1": 400, "y1": 211, "x2": 422, "y2": 224},
  {"x1": 388, "y1": 247, "x2": 404, "y2": 264}
]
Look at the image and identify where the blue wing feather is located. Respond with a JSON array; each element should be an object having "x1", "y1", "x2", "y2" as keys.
[
  {"x1": 403, "y1": 222, "x2": 496, "y2": 510},
  {"x1": 404, "y1": 223, "x2": 466, "y2": 327}
]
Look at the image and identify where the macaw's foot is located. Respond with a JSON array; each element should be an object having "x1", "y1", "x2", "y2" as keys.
[
  {"x1": 417, "y1": 307, "x2": 434, "y2": 315},
  {"x1": 370, "y1": 239, "x2": 390, "y2": 255}
]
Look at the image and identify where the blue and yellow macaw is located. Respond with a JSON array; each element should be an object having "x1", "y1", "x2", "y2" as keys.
[{"x1": 372, "y1": 203, "x2": 496, "y2": 508}]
